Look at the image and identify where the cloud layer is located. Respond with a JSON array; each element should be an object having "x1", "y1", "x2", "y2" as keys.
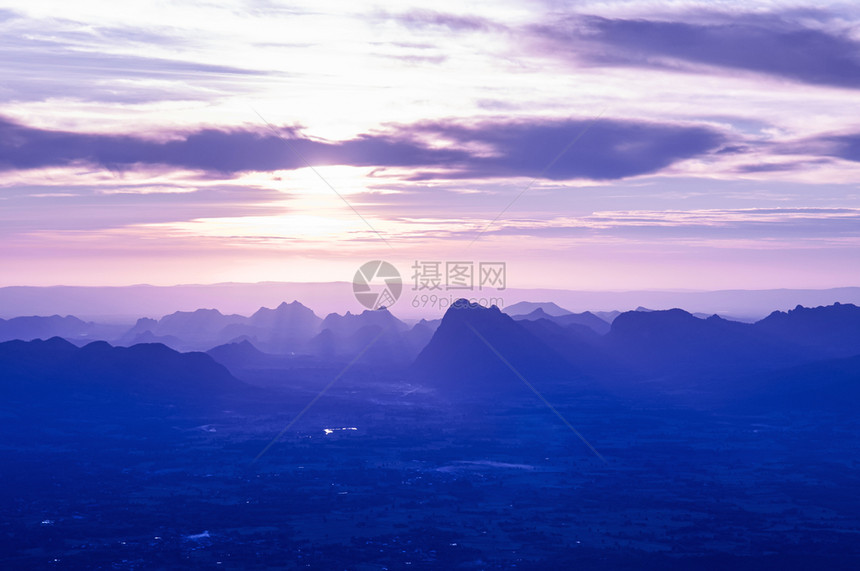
[
  {"x1": 0, "y1": 116, "x2": 726, "y2": 181},
  {"x1": 536, "y1": 12, "x2": 860, "y2": 89}
]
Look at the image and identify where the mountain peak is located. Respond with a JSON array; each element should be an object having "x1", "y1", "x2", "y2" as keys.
[
  {"x1": 411, "y1": 299, "x2": 577, "y2": 395},
  {"x1": 194, "y1": 308, "x2": 223, "y2": 315},
  {"x1": 448, "y1": 298, "x2": 502, "y2": 315},
  {"x1": 754, "y1": 303, "x2": 860, "y2": 359},
  {"x1": 504, "y1": 301, "x2": 571, "y2": 317}
]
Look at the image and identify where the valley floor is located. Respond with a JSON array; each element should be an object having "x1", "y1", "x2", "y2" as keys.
[{"x1": 2, "y1": 379, "x2": 859, "y2": 570}]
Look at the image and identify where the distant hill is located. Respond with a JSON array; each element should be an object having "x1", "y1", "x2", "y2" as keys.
[
  {"x1": 753, "y1": 303, "x2": 860, "y2": 360},
  {"x1": 207, "y1": 339, "x2": 278, "y2": 375},
  {"x1": 116, "y1": 301, "x2": 323, "y2": 353},
  {"x1": 0, "y1": 315, "x2": 125, "y2": 344},
  {"x1": 6, "y1": 300, "x2": 860, "y2": 408},
  {"x1": 117, "y1": 308, "x2": 245, "y2": 351},
  {"x1": 4, "y1": 283, "x2": 860, "y2": 322},
  {"x1": 309, "y1": 308, "x2": 419, "y2": 366},
  {"x1": 504, "y1": 301, "x2": 572, "y2": 317},
  {"x1": 592, "y1": 310, "x2": 621, "y2": 324},
  {"x1": 0, "y1": 337, "x2": 247, "y2": 412},
  {"x1": 410, "y1": 300, "x2": 582, "y2": 396},
  {"x1": 319, "y1": 307, "x2": 408, "y2": 338},
  {"x1": 219, "y1": 301, "x2": 323, "y2": 354},
  {"x1": 605, "y1": 308, "x2": 804, "y2": 377},
  {"x1": 513, "y1": 308, "x2": 611, "y2": 335},
  {"x1": 154, "y1": 308, "x2": 245, "y2": 339}
]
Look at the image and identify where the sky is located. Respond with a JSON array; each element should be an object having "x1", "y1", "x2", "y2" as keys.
[{"x1": 1, "y1": 0, "x2": 860, "y2": 292}]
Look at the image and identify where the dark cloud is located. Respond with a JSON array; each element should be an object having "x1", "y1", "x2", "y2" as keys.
[
  {"x1": 0, "y1": 117, "x2": 471, "y2": 174},
  {"x1": 536, "y1": 13, "x2": 860, "y2": 89},
  {"x1": 734, "y1": 159, "x2": 833, "y2": 174},
  {"x1": 817, "y1": 134, "x2": 860, "y2": 162},
  {"x1": 0, "y1": 116, "x2": 726, "y2": 181},
  {"x1": 716, "y1": 145, "x2": 749, "y2": 155},
  {"x1": 776, "y1": 133, "x2": 860, "y2": 164},
  {"x1": 408, "y1": 119, "x2": 726, "y2": 180}
]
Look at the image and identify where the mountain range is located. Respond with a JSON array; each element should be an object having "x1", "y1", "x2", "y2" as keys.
[
  {"x1": 0, "y1": 337, "x2": 247, "y2": 416},
  {"x1": 1, "y1": 298, "x2": 859, "y2": 410}
]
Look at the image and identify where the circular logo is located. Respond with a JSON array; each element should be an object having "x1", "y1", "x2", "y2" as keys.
[{"x1": 353, "y1": 260, "x2": 402, "y2": 310}]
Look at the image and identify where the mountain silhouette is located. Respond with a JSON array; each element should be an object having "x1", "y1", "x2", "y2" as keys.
[
  {"x1": 0, "y1": 337, "x2": 247, "y2": 413},
  {"x1": 116, "y1": 301, "x2": 323, "y2": 353},
  {"x1": 156, "y1": 308, "x2": 244, "y2": 337},
  {"x1": 753, "y1": 303, "x2": 860, "y2": 360},
  {"x1": 117, "y1": 309, "x2": 245, "y2": 351},
  {"x1": 513, "y1": 308, "x2": 611, "y2": 335},
  {"x1": 219, "y1": 300, "x2": 322, "y2": 354},
  {"x1": 504, "y1": 301, "x2": 572, "y2": 317},
  {"x1": 410, "y1": 300, "x2": 581, "y2": 396},
  {"x1": 305, "y1": 308, "x2": 416, "y2": 365},
  {"x1": 516, "y1": 318, "x2": 618, "y2": 378},
  {"x1": 0, "y1": 314, "x2": 124, "y2": 343},
  {"x1": 319, "y1": 307, "x2": 408, "y2": 338},
  {"x1": 124, "y1": 329, "x2": 184, "y2": 348},
  {"x1": 592, "y1": 310, "x2": 621, "y2": 324},
  {"x1": 207, "y1": 339, "x2": 277, "y2": 374},
  {"x1": 604, "y1": 308, "x2": 804, "y2": 377}
]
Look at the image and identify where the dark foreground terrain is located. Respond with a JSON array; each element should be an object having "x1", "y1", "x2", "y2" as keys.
[{"x1": 2, "y1": 368, "x2": 859, "y2": 570}]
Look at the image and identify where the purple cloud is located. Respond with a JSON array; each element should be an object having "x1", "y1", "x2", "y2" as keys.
[
  {"x1": 408, "y1": 119, "x2": 726, "y2": 180},
  {"x1": 0, "y1": 185, "x2": 285, "y2": 234},
  {"x1": 0, "y1": 116, "x2": 726, "y2": 181},
  {"x1": 0, "y1": 117, "x2": 469, "y2": 173},
  {"x1": 536, "y1": 13, "x2": 860, "y2": 89},
  {"x1": 0, "y1": 33, "x2": 265, "y2": 104},
  {"x1": 816, "y1": 134, "x2": 860, "y2": 162},
  {"x1": 772, "y1": 132, "x2": 860, "y2": 165}
]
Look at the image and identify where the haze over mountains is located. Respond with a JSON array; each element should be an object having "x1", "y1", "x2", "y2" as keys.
[
  {"x1": 1, "y1": 297, "x2": 859, "y2": 412},
  {"x1": 0, "y1": 315, "x2": 126, "y2": 344},
  {"x1": 117, "y1": 301, "x2": 322, "y2": 353},
  {"x1": 4, "y1": 283, "x2": 860, "y2": 321}
]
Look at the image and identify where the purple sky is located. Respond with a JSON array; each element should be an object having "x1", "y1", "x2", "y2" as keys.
[{"x1": 1, "y1": 1, "x2": 860, "y2": 291}]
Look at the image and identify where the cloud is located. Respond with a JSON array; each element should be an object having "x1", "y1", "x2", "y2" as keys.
[
  {"x1": 0, "y1": 183, "x2": 286, "y2": 234},
  {"x1": 466, "y1": 208, "x2": 860, "y2": 242},
  {"x1": 0, "y1": 115, "x2": 726, "y2": 181},
  {"x1": 534, "y1": 12, "x2": 860, "y2": 89},
  {"x1": 386, "y1": 10, "x2": 502, "y2": 33},
  {"x1": 813, "y1": 134, "x2": 860, "y2": 162},
  {"x1": 734, "y1": 158, "x2": 835, "y2": 174},
  {"x1": 767, "y1": 131, "x2": 860, "y2": 166},
  {"x1": 0, "y1": 116, "x2": 472, "y2": 174},
  {"x1": 0, "y1": 8, "x2": 19, "y2": 22},
  {"x1": 0, "y1": 32, "x2": 267, "y2": 104},
  {"x1": 408, "y1": 118, "x2": 726, "y2": 180}
]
